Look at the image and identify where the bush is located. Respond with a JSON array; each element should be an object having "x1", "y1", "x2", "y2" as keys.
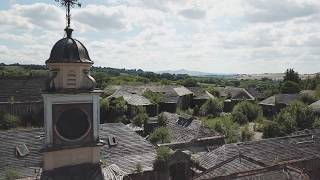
[
  {"x1": 4, "y1": 168, "x2": 20, "y2": 180},
  {"x1": 300, "y1": 93, "x2": 317, "y2": 105},
  {"x1": 158, "y1": 113, "x2": 168, "y2": 127},
  {"x1": 280, "y1": 81, "x2": 300, "y2": 94},
  {"x1": 0, "y1": 113, "x2": 20, "y2": 130},
  {"x1": 240, "y1": 125, "x2": 254, "y2": 142},
  {"x1": 143, "y1": 89, "x2": 164, "y2": 104},
  {"x1": 316, "y1": 84, "x2": 320, "y2": 99},
  {"x1": 204, "y1": 115, "x2": 240, "y2": 143},
  {"x1": 232, "y1": 101, "x2": 262, "y2": 122},
  {"x1": 199, "y1": 98, "x2": 223, "y2": 117},
  {"x1": 133, "y1": 113, "x2": 148, "y2": 127},
  {"x1": 275, "y1": 110, "x2": 297, "y2": 135},
  {"x1": 207, "y1": 86, "x2": 220, "y2": 97},
  {"x1": 232, "y1": 111, "x2": 248, "y2": 125},
  {"x1": 102, "y1": 97, "x2": 128, "y2": 123},
  {"x1": 153, "y1": 146, "x2": 172, "y2": 170},
  {"x1": 262, "y1": 120, "x2": 282, "y2": 138},
  {"x1": 313, "y1": 117, "x2": 320, "y2": 128},
  {"x1": 148, "y1": 127, "x2": 170, "y2": 144},
  {"x1": 284, "y1": 101, "x2": 316, "y2": 130}
]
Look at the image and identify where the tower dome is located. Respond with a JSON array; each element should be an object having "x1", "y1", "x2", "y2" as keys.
[{"x1": 46, "y1": 28, "x2": 93, "y2": 64}]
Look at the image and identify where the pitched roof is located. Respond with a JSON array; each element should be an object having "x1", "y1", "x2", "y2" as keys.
[
  {"x1": 163, "y1": 113, "x2": 221, "y2": 144},
  {"x1": 198, "y1": 130, "x2": 320, "y2": 171},
  {"x1": 300, "y1": 90, "x2": 316, "y2": 97},
  {"x1": 0, "y1": 123, "x2": 157, "y2": 178},
  {"x1": 99, "y1": 123, "x2": 156, "y2": 174},
  {"x1": 0, "y1": 77, "x2": 47, "y2": 103},
  {"x1": 259, "y1": 94, "x2": 299, "y2": 106},
  {"x1": 215, "y1": 86, "x2": 254, "y2": 100},
  {"x1": 109, "y1": 89, "x2": 152, "y2": 106},
  {"x1": 246, "y1": 88, "x2": 266, "y2": 99},
  {"x1": 309, "y1": 100, "x2": 320, "y2": 112},
  {"x1": 173, "y1": 87, "x2": 193, "y2": 96},
  {"x1": 187, "y1": 87, "x2": 210, "y2": 100}
]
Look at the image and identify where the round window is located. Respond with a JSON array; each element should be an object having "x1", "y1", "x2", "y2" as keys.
[{"x1": 55, "y1": 108, "x2": 90, "y2": 141}]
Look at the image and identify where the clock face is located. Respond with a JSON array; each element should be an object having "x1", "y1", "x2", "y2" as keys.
[{"x1": 55, "y1": 108, "x2": 90, "y2": 141}]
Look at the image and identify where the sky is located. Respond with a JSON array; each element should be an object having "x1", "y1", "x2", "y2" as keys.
[{"x1": 0, "y1": 0, "x2": 320, "y2": 74}]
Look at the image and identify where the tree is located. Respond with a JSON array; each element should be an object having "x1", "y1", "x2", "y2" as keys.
[
  {"x1": 153, "y1": 146, "x2": 172, "y2": 170},
  {"x1": 232, "y1": 101, "x2": 262, "y2": 122},
  {"x1": 177, "y1": 78, "x2": 198, "y2": 87},
  {"x1": 280, "y1": 81, "x2": 300, "y2": 94},
  {"x1": 240, "y1": 125, "x2": 254, "y2": 142},
  {"x1": 262, "y1": 120, "x2": 282, "y2": 138},
  {"x1": 207, "y1": 86, "x2": 220, "y2": 97},
  {"x1": 232, "y1": 111, "x2": 248, "y2": 125},
  {"x1": 204, "y1": 115, "x2": 240, "y2": 143},
  {"x1": 148, "y1": 127, "x2": 170, "y2": 144},
  {"x1": 199, "y1": 98, "x2": 223, "y2": 117},
  {"x1": 157, "y1": 113, "x2": 168, "y2": 127},
  {"x1": 132, "y1": 106, "x2": 149, "y2": 127},
  {"x1": 0, "y1": 113, "x2": 20, "y2": 130},
  {"x1": 284, "y1": 68, "x2": 300, "y2": 83},
  {"x1": 316, "y1": 84, "x2": 320, "y2": 99}
]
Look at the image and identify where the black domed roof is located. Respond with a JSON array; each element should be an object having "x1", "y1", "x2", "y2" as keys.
[{"x1": 46, "y1": 28, "x2": 93, "y2": 64}]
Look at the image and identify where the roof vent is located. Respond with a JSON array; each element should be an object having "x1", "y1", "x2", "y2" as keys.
[
  {"x1": 108, "y1": 136, "x2": 117, "y2": 146},
  {"x1": 16, "y1": 144, "x2": 29, "y2": 158}
]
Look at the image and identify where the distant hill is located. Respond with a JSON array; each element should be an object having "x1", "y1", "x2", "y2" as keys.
[{"x1": 157, "y1": 69, "x2": 234, "y2": 77}]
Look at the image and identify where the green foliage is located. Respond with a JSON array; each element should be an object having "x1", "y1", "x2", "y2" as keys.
[
  {"x1": 313, "y1": 117, "x2": 320, "y2": 128},
  {"x1": 4, "y1": 168, "x2": 20, "y2": 180},
  {"x1": 157, "y1": 113, "x2": 168, "y2": 127},
  {"x1": 280, "y1": 81, "x2": 300, "y2": 94},
  {"x1": 262, "y1": 120, "x2": 282, "y2": 138},
  {"x1": 155, "y1": 146, "x2": 172, "y2": 161},
  {"x1": 265, "y1": 101, "x2": 317, "y2": 137},
  {"x1": 284, "y1": 68, "x2": 300, "y2": 83},
  {"x1": 143, "y1": 89, "x2": 164, "y2": 104},
  {"x1": 177, "y1": 78, "x2": 198, "y2": 87},
  {"x1": 92, "y1": 72, "x2": 110, "y2": 88},
  {"x1": 204, "y1": 115, "x2": 240, "y2": 143},
  {"x1": 199, "y1": 98, "x2": 223, "y2": 117},
  {"x1": 316, "y1": 84, "x2": 320, "y2": 99},
  {"x1": 232, "y1": 101, "x2": 262, "y2": 122},
  {"x1": 153, "y1": 146, "x2": 172, "y2": 170},
  {"x1": 232, "y1": 111, "x2": 248, "y2": 125},
  {"x1": 299, "y1": 93, "x2": 317, "y2": 105},
  {"x1": 132, "y1": 108, "x2": 148, "y2": 127},
  {"x1": 100, "y1": 97, "x2": 128, "y2": 123},
  {"x1": 148, "y1": 127, "x2": 170, "y2": 144},
  {"x1": 207, "y1": 86, "x2": 219, "y2": 97},
  {"x1": 0, "y1": 113, "x2": 20, "y2": 130},
  {"x1": 240, "y1": 125, "x2": 254, "y2": 142}
]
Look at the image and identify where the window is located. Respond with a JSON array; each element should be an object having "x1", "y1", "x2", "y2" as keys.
[{"x1": 16, "y1": 144, "x2": 29, "y2": 157}]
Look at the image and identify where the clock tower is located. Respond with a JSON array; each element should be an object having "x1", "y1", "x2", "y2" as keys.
[{"x1": 41, "y1": 0, "x2": 103, "y2": 171}]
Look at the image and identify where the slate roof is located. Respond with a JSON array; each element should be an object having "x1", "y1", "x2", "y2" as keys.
[
  {"x1": 163, "y1": 113, "x2": 221, "y2": 144},
  {"x1": 99, "y1": 123, "x2": 156, "y2": 174},
  {"x1": 197, "y1": 130, "x2": 320, "y2": 171},
  {"x1": 195, "y1": 163, "x2": 309, "y2": 180},
  {"x1": 300, "y1": 90, "x2": 316, "y2": 97},
  {"x1": 215, "y1": 86, "x2": 254, "y2": 101},
  {"x1": 0, "y1": 77, "x2": 47, "y2": 103},
  {"x1": 259, "y1": 94, "x2": 300, "y2": 106},
  {"x1": 187, "y1": 87, "x2": 210, "y2": 100},
  {"x1": 109, "y1": 89, "x2": 152, "y2": 106},
  {"x1": 309, "y1": 100, "x2": 320, "y2": 112},
  {"x1": 246, "y1": 88, "x2": 266, "y2": 100},
  {"x1": 173, "y1": 87, "x2": 193, "y2": 96},
  {"x1": 0, "y1": 123, "x2": 157, "y2": 179}
]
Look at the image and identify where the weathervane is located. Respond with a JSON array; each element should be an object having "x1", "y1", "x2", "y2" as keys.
[{"x1": 55, "y1": 0, "x2": 81, "y2": 37}]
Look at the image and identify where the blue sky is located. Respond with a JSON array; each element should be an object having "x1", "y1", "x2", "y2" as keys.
[{"x1": 0, "y1": 0, "x2": 320, "y2": 74}]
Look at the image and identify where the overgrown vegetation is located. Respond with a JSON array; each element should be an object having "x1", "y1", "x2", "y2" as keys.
[
  {"x1": 153, "y1": 146, "x2": 172, "y2": 170},
  {"x1": 100, "y1": 97, "x2": 128, "y2": 123},
  {"x1": 132, "y1": 107, "x2": 149, "y2": 127},
  {"x1": 0, "y1": 113, "x2": 20, "y2": 130},
  {"x1": 203, "y1": 115, "x2": 240, "y2": 143},
  {"x1": 4, "y1": 168, "x2": 20, "y2": 180},
  {"x1": 232, "y1": 101, "x2": 262, "y2": 123},
  {"x1": 148, "y1": 127, "x2": 170, "y2": 144},
  {"x1": 199, "y1": 98, "x2": 223, "y2": 117}
]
